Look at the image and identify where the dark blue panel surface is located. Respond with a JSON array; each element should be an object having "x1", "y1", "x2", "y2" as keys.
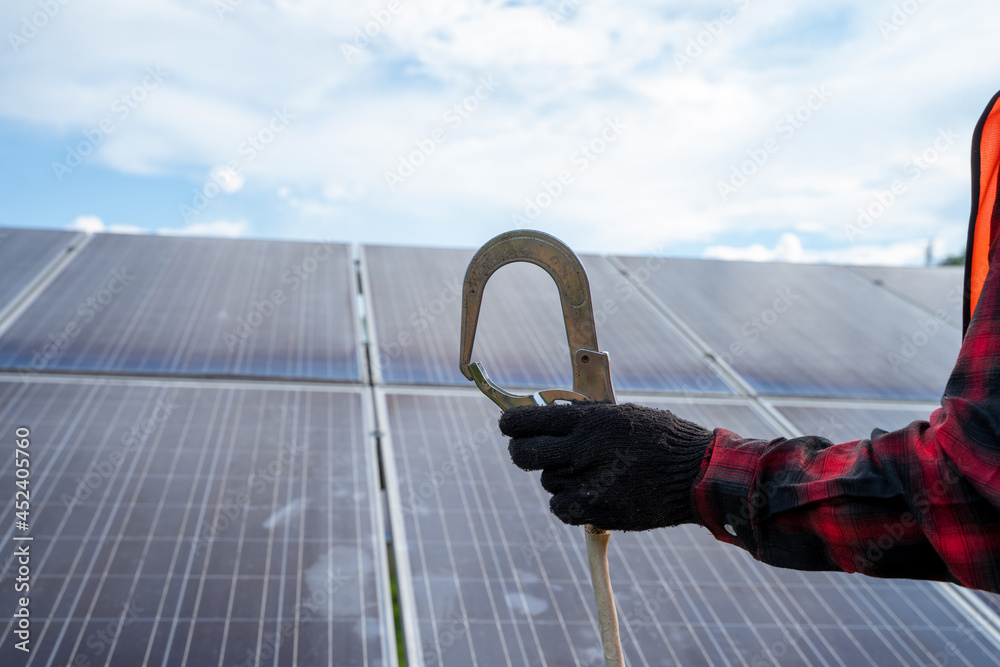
[
  {"x1": 854, "y1": 265, "x2": 964, "y2": 326},
  {"x1": 0, "y1": 233, "x2": 361, "y2": 381},
  {"x1": 617, "y1": 256, "x2": 961, "y2": 400},
  {"x1": 0, "y1": 379, "x2": 390, "y2": 666},
  {"x1": 363, "y1": 245, "x2": 730, "y2": 394},
  {"x1": 0, "y1": 227, "x2": 78, "y2": 314}
]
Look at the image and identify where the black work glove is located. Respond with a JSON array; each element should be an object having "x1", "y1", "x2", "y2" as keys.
[{"x1": 499, "y1": 402, "x2": 714, "y2": 531}]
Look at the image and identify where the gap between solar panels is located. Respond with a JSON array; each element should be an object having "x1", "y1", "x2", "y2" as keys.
[{"x1": 353, "y1": 251, "x2": 410, "y2": 667}]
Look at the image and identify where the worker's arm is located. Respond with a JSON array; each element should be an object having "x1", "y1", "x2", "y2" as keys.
[{"x1": 693, "y1": 247, "x2": 1000, "y2": 592}]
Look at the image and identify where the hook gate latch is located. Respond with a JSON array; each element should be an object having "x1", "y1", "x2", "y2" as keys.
[{"x1": 459, "y1": 229, "x2": 616, "y2": 410}]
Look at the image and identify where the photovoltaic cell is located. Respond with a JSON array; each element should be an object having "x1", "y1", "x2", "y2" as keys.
[
  {"x1": 616, "y1": 255, "x2": 961, "y2": 400},
  {"x1": 362, "y1": 245, "x2": 730, "y2": 394},
  {"x1": 0, "y1": 228, "x2": 79, "y2": 315},
  {"x1": 0, "y1": 233, "x2": 362, "y2": 381},
  {"x1": 381, "y1": 389, "x2": 999, "y2": 666},
  {"x1": 0, "y1": 378, "x2": 392, "y2": 666}
]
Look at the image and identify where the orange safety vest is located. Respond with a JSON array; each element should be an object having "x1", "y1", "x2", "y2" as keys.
[{"x1": 964, "y1": 89, "x2": 1000, "y2": 336}]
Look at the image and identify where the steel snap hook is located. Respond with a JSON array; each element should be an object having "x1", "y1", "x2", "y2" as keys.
[{"x1": 459, "y1": 229, "x2": 616, "y2": 409}]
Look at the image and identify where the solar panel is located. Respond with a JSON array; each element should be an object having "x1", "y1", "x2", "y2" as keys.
[
  {"x1": 0, "y1": 228, "x2": 81, "y2": 318},
  {"x1": 380, "y1": 388, "x2": 1000, "y2": 666},
  {"x1": 852, "y1": 266, "x2": 964, "y2": 327},
  {"x1": 361, "y1": 245, "x2": 730, "y2": 394},
  {"x1": 614, "y1": 256, "x2": 961, "y2": 401},
  {"x1": 0, "y1": 234, "x2": 363, "y2": 381},
  {"x1": 0, "y1": 377, "x2": 393, "y2": 666}
]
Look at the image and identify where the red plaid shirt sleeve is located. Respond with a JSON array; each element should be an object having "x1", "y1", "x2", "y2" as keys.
[{"x1": 691, "y1": 256, "x2": 1000, "y2": 594}]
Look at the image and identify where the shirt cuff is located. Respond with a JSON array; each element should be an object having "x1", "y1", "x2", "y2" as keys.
[{"x1": 690, "y1": 428, "x2": 769, "y2": 555}]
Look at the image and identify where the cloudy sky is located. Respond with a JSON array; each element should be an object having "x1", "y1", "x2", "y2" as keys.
[{"x1": 2, "y1": 0, "x2": 999, "y2": 264}]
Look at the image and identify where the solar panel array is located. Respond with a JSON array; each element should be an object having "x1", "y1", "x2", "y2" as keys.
[{"x1": 1, "y1": 226, "x2": 999, "y2": 666}]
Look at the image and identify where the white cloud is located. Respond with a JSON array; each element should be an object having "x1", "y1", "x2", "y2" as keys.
[
  {"x1": 67, "y1": 215, "x2": 144, "y2": 235},
  {"x1": 705, "y1": 233, "x2": 807, "y2": 263},
  {"x1": 703, "y1": 232, "x2": 949, "y2": 267},
  {"x1": 209, "y1": 165, "x2": 245, "y2": 194},
  {"x1": 68, "y1": 215, "x2": 105, "y2": 234},
  {"x1": 8, "y1": 1, "x2": 1000, "y2": 256},
  {"x1": 156, "y1": 220, "x2": 249, "y2": 238}
]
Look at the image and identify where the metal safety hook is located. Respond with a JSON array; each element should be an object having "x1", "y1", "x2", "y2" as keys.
[
  {"x1": 459, "y1": 229, "x2": 616, "y2": 409},
  {"x1": 459, "y1": 229, "x2": 625, "y2": 666}
]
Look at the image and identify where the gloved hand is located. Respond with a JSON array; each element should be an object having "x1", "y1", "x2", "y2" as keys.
[{"x1": 499, "y1": 402, "x2": 714, "y2": 531}]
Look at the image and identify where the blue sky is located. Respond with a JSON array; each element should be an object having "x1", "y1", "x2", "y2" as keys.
[{"x1": 2, "y1": 0, "x2": 999, "y2": 264}]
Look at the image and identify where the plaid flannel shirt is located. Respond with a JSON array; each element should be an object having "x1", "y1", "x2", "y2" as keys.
[{"x1": 691, "y1": 245, "x2": 1000, "y2": 593}]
